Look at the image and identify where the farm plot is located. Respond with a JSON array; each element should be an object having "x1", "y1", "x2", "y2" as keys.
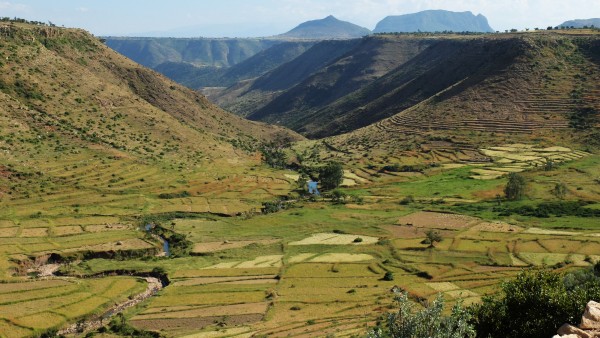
[
  {"x1": 0, "y1": 276, "x2": 145, "y2": 336},
  {"x1": 132, "y1": 269, "x2": 276, "y2": 335},
  {"x1": 192, "y1": 239, "x2": 280, "y2": 254},
  {"x1": 202, "y1": 255, "x2": 283, "y2": 269},
  {"x1": 396, "y1": 211, "x2": 480, "y2": 229},
  {"x1": 288, "y1": 233, "x2": 379, "y2": 245},
  {"x1": 471, "y1": 144, "x2": 589, "y2": 179}
]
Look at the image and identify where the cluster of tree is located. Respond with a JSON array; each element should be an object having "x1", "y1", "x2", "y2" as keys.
[
  {"x1": 157, "y1": 191, "x2": 191, "y2": 199},
  {"x1": 371, "y1": 266, "x2": 600, "y2": 338},
  {"x1": 496, "y1": 200, "x2": 600, "y2": 218},
  {"x1": 0, "y1": 17, "x2": 56, "y2": 26}
]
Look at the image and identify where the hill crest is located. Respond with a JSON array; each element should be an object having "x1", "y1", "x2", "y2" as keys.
[{"x1": 278, "y1": 15, "x2": 371, "y2": 39}]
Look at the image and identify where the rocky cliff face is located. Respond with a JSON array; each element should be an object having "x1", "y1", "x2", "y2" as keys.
[{"x1": 554, "y1": 301, "x2": 600, "y2": 338}]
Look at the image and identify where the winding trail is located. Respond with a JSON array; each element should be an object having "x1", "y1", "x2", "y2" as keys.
[{"x1": 58, "y1": 277, "x2": 163, "y2": 335}]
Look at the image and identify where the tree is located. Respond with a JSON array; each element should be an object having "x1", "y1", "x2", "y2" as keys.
[
  {"x1": 469, "y1": 269, "x2": 600, "y2": 338},
  {"x1": 368, "y1": 292, "x2": 475, "y2": 338},
  {"x1": 318, "y1": 162, "x2": 344, "y2": 190},
  {"x1": 260, "y1": 142, "x2": 287, "y2": 169},
  {"x1": 504, "y1": 173, "x2": 526, "y2": 200},
  {"x1": 422, "y1": 230, "x2": 442, "y2": 248},
  {"x1": 552, "y1": 182, "x2": 568, "y2": 200}
]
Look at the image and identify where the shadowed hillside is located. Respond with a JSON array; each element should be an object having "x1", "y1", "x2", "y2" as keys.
[
  {"x1": 215, "y1": 31, "x2": 598, "y2": 145},
  {"x1": 325, "y1": 32, "x2": 600, "y2": 155}
]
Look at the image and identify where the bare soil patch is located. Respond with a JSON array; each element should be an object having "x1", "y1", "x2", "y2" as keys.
[
  {"x1": 470, "y1": 222, "x2": 522, "y2": 233},
  {"x1": 0, "y1": 227, "x2": 18, "y2": 237},
  {"x1": 396, "y1": 211, "x2": 479, "y2": 229},
  {"x1": 53, "y1": 225, "x2": 83, "y2": 236},
  {"x1": 20, "y1": 228, "x2": 48, "y2": 237}
]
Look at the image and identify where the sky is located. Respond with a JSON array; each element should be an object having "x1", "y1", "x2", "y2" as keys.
[{"x1": 1, "y1": 0, "x2": 599, "y2": 37}]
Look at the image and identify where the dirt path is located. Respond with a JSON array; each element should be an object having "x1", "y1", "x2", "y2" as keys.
[{"x1": 58, "y1": 277, "x2": 163, "y2": 335}]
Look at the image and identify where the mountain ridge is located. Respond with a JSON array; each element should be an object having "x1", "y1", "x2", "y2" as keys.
[{"x1": 374, "y1": 10, "x2": 494, "y2": 33}]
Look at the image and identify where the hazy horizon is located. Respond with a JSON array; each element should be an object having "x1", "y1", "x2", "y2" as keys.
[{"x1": 1, "y1": 0, "x2": 599, "y2": 37}]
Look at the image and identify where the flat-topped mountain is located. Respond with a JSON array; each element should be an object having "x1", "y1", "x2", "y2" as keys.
[
  {"x1": 374, "y1": 10, "x2": 494, "y2": 33},
  {"x1": 278, "y1": 15, "x2": 371, "y2": 39}
]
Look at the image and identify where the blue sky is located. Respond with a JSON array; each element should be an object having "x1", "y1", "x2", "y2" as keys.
[{"x1": 1, "y1": 0, "x2": 598, "y2": 37}]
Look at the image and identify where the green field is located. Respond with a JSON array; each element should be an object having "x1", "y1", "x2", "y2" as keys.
[{"x1": 1, "y1": 148, "x2": 599, "y2": 337}]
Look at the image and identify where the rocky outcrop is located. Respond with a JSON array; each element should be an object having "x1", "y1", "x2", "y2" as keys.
[{"x1": 554, "y1": 301, "x2": 600, "y2": 338}]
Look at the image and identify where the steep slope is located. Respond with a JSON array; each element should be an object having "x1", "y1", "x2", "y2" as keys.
[
  {"x1": 155, "y1": 41, "x2": 315, "y2": 89},
  {"x1": 0, "y1": 22, "x2": 302, "y2": 206},
  {"x1": 374, "y1": 10, "x2": 494, "y2": 33},
  {"x1": 208, "y1": 39, "x2": 362, "y2": 115},
  {"x1": 245, "y1": 36, "x2": 434, "y2": 127},
  {"x1": 104, "y1": 37, "x2": 282, "y2": 68},
  {"x1": 559, "y1": 18, "x2": 600, "y2": 28},
  {"x1": 327, "y1": 32, "x2": 600, "y2": 153},
  {"x1": 277, "y1": 15, "x2": 371, "y2": 39}
]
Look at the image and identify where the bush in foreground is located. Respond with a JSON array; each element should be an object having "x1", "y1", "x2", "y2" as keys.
[
  {"x1": 469, "y1": 268, "x2": 600, "y2": 338},
  {"x1": 368, "y1": 292, "x2": 475, "y2": 338}
]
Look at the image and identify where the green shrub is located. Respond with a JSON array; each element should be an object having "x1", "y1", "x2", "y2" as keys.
[
  {"x1": 382, "y1": 271, "x2": 394, "y2": 281},
  {"x1": 504, "y1": 173, "x2": 526, "y2": 200},
  {"x1": 319, "y1": 162, "x2": 343, "y2": 190},
  {"x1": 469, "y1": 269, "x2": 600, "y2": 338},
  {"x1": 368, "y1": 292, "x2": 475, "y2": 338}
]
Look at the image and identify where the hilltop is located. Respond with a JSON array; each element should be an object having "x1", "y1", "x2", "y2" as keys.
[
  {"x1": 559, "y1": 18, "x2": 600, "y2": 28},
  {"x1": 373, "y1": 10, "x2": 494, "y2": 33},
  {"x1": 277, "y1": 15, "x2": 371, "y2": 39}
]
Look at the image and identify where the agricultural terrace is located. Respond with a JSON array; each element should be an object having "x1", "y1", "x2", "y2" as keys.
[{"x1": 1, "y1": 144, "x2": 599, "y2": 337}]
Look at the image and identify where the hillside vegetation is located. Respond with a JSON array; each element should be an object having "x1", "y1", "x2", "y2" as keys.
[
  {"x1": 2, "y1": 20, "x2": 600, "y2": 338},
  {"x1": 214, "y1": 31, "x2": 599, "y2": 146}
]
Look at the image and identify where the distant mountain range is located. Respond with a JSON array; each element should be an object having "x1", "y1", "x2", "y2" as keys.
[
  {"x1": 559, "y1": 18, "x2": 600, "y2": 28},
  {"x1": 374, "y1": 10, "x2": 494, "y2": 33},
  {"x1": 277, "y1": 15, "x2": 371, "y2": 39}
]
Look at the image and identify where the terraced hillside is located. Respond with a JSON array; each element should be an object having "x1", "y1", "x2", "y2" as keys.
[
  {"x1": 217, "y1": 31, "x2": 599, "y2": 144},
  {"x1": 213, "y1": 35, "x2": 434, "y2": 120},
  {"x1": 0, "y1": 22, "x2": 300, "y2": 286},
  {"x1": 328, "y1": 32, "x2": 600, "y2": 154}
]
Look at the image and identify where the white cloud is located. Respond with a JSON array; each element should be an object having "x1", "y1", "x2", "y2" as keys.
[{"x1": 76, "y1": 7, "x2": 89, "y2": 13}]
